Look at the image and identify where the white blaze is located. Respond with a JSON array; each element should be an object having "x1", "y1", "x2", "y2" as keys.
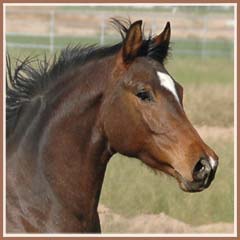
[
  {"x1": 209, "y1": 156, "x2": 218, "y2": 169},
  {"x1": 157, "y1": 71, "x2": 180, "y2": 104}
]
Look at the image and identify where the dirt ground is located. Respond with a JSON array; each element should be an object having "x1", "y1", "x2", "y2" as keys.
[
  {"x1": 98, "y1": 204, "x2": 234, "y2": 234},
  {"x1": 196, "y1": 126, "x2": 233, "y2": 141}
]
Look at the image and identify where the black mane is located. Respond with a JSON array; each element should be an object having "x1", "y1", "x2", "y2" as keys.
[{"x1": 6, "y1": 19, "x2": 170, "y2": 138}]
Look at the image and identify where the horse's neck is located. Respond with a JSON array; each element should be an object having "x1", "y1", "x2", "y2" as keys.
[
  {"x1": 7, "y1": 57, "x2": 114, "y2": 231},
  {"x1": 39, "y1": 59, "x2": 113, "y2": 215},
  {"x1": 42, "y1": 95, "x2": 111, "y2": 214}
]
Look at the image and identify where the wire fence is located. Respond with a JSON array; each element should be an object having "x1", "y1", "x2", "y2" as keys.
[{"x1": 5, "y1": 6, "x2": 235, "y2": 58}]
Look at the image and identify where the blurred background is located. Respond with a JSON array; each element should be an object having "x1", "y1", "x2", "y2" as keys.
[{"x1": 5, "y1": 4, "x2": 235, "y2": 234}]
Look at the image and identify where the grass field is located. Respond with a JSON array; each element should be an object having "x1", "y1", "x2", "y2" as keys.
[
  {"x1": 6, "y1": 39, "x2": 234, "y2": 227},
  {"x1": 6, "y1": 35, "x2": 233, "y2": 58}
]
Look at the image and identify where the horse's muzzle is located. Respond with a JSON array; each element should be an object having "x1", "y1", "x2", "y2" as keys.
[{"x1": 178, "y1": 157, "x2": 219, "y2": 192}]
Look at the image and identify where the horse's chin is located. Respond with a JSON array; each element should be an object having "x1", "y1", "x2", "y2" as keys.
[{"x1": 173, "y1": 170, "x2": 206, "y2": 192}]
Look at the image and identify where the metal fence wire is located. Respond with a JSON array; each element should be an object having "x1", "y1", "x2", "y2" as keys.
[{"x1": 5, "y1": 6, "x2": 234, "y2": 58}]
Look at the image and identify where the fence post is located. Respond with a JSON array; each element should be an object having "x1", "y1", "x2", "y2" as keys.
[
  {"x1": 100, "y1": 15, "x2": 105, "y2": 46},
  {"x1": 201, "y1": 10, "x2": 209, "y2": 59},
  {"x1": 50, "y1": 10, "x2": 55, "y2": 53}
]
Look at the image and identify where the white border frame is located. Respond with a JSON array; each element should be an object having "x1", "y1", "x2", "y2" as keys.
[{"x1": 3, "y1": 2, "x2": 237, "y2": 238}]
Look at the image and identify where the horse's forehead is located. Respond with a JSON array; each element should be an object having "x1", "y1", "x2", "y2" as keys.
[{"x1": 157, "y1": 71, "x2": 180, "y2": 104}]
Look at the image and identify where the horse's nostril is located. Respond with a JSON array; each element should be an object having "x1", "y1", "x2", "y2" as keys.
[
  {"x1": 194, "y1": 160, "x2": 204, "y2": 172},
  {"x1": 193, "y1": 158, "x2": 211, "y2": 181}
]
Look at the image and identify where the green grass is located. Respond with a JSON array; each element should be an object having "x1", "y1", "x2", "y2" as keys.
[
  {"x1": 166, "y1": 55, "x2": 234, "y2": 85},
  {"x1": 7, "y1": 35, "x2": 50, "y2": 45},
  {"x1": 6, "y1": 34, "x2": 233, "y2": 59},
  {"x1": 100, "y1": 137, "x2": 234, "y2": 225},
  {"x1": 172, "y1": 39, "x2": 233, "y2": 56},
  {"x1": 6, "y1": 35, "x2": 111, "y2": 48},
  {"x1": 184, "y1": 84, "x2": 233, "y2": 127}
]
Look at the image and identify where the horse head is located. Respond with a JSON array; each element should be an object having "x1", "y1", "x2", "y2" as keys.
[{"x1": 101, "y1": 20, "x2": 218, "y2": 192}]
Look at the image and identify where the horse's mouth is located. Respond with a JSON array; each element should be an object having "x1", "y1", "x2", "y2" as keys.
[
  {"x1": 173, "y1": 170, "x2": 207, "y2": 192},
  {"x1": 140, "y1": 154, "x2": 216, "y2": 193},
  {"x1": 162, "y1": 164, "x2": 217, "y2": 193}
]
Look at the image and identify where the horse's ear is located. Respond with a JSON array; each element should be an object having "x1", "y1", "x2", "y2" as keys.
[
  {"x1": 121, "y1": 20, "x2": 143, "y2": 64},
  {"x1": 154, "y1": 22, "x2": 171, "y2": 45},
  {"x1": 151, "y1": 22, "x2": 171, "y2": 63}
]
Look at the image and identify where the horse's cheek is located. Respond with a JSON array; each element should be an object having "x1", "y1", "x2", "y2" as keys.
[
  {"x1": 140, "y1": 106, "x2": 167, "y2": 136},
  {"x1": 102, "y1": 95, "x2": 143, "y2": 155}
]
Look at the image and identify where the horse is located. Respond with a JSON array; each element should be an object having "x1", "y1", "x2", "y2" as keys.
[{"x1": 6, "y1": 19, "x2": 218, "y2": 233}]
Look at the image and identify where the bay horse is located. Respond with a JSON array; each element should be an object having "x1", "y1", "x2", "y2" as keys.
[{"x1": 6, "y1": 19, "x2": 218, "y2": 233}]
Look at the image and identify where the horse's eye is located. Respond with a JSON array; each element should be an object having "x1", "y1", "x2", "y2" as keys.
[{"x1": 136, "y1": 91, "x2": 152, "y2": 102}]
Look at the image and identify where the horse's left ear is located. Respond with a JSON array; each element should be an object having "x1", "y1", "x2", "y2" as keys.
[
  {"x1": 154, "y1": 22, "x2": 171, "y2": 45},
  {"x1": 151, "y1": 22, "x2": 171, "y2": 63},
  {"x1": 121, "y1": 20, "x2": 143, "y2": 64}
]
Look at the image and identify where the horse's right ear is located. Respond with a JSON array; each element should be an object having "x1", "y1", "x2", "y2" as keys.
[{"x1": 121, "y1": 20, "x2": 143, "y2": 64}]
